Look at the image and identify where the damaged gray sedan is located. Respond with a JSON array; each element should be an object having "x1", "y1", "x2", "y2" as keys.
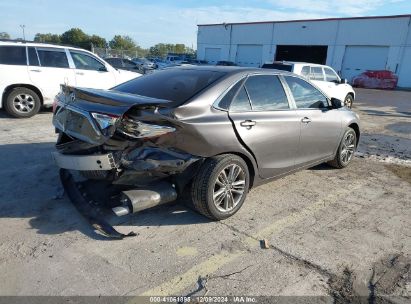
[{"x1": 52, "y1": 66, "x2": 360, "y2": 238}]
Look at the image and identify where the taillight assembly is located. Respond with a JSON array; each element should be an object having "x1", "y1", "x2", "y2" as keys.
[
  {"x1": 52, "y1": 95, "x2": 61, "y2": 113},
  {"x1": 117, "y1": 117, "x2": 175, "y2": 139},
  {"x1": 91, "y1": 112, "x2": 120, "y2": 136}
]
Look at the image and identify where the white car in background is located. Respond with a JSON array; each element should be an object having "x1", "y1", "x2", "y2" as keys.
[
  {"x1": 0, "y1": 41, "x2": 140, "y2": 118},
  {"x1": 262, "y1": 61, "x2": 355, "y2": 108}
]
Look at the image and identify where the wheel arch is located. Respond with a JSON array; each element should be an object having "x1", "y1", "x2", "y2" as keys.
[
  {"x1": 348, "y1": 122, "x2": 360, "y2": 146},
  {"x1": 217, "y1": 151, "x2": 257, "y2": 189},
  {"x1": 1, "y1": 84, "x2": 44, "y2": 108}
]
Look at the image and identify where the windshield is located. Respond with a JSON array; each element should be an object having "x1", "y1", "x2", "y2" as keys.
[{"x1": 112, "y1": 68, "x2": 226, "y2": 104}]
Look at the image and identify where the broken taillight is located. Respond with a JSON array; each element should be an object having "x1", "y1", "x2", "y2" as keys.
[
  {"x1": 52, "y1": 94, "x2": 62, "y2": 113},
  {"x1": 117, "y1": 117, "x2": 175, "y2": 139},
  {"x1": 91, "y1": 112, "x2": 120, "y2": 136}
]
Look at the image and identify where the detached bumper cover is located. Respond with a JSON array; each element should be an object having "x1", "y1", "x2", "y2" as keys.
[
  {"x1": 52, "y1": 152, "x2": 117, "y2": 171},
  {"x1": 60, "y1": 169, "x2": 136, "y2": 239}
]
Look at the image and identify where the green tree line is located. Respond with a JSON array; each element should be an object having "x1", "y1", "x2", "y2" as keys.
[{"x1": 1, "y1": 28, "x2": 195, "y2": 58}]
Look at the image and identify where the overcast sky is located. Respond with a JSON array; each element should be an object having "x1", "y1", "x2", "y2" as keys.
[{"x1": 0, "y1": 0, "x2": 410, "y2": 48}]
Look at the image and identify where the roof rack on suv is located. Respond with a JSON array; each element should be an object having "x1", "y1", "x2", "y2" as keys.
[{"x1": 0, "y1": 39, "x2": 87, "y2": 50}]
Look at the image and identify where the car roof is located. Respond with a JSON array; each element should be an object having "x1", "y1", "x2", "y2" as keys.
[
  {"x1": 167, "y1": 65, "x2": 296, "y2": 77},
  {"x1": 0, "y1": 40, "x2": 95, "y2": 53}
]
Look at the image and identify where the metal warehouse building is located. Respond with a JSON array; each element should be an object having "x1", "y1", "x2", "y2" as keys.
[{"x1": 197, "y1": 14, "x2": 411, "y2": 87}]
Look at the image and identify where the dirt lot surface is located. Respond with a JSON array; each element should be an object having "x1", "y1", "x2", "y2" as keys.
[{"x1": 0, "y1": 88, "x2": 410, "y2": 302}]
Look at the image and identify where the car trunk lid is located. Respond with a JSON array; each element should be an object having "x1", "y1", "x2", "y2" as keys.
[
  {"x1": 67, "y1": 86, "x2": 175, "y2": 115},
  {"x1": 53, "y1": 86, "x2": 176, "y2": 145}
]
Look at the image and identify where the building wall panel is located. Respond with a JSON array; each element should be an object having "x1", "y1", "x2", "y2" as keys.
[{"x1": 273, "y1": 21, "x2": 338, "y2": 45}]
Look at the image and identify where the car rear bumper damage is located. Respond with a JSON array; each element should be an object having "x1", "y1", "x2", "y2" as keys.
[
  {"x1": 53, "y1": 147, "x2": 200, "y2": 238},
  {"x1": 51, "y1": 86, "x2": 206, "y2": 238},
  {"x1": 52, "y1": 152, "x2": 117, "y2": 171},
  {"x1": 59, "y1": 168, "x2": 137, "y2": 239}
]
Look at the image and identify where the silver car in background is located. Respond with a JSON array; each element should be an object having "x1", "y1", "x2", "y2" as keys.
[{"x1": 52, "y1": 66, "x2": 360, "y2": 238}]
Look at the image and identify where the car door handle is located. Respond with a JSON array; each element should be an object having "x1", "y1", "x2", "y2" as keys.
[
  {"x1": 301, "y1": 117, "x2": 312, "y2": 123},
  {"x1": 30, "y1": 69, "x2": 41, "y2": 72},
  {"x1": 76, "y1": 72, "x2": 84, "y2": 75},
  {"x1": 240, "y1": 120, "x2": 256, "y2": 129}
]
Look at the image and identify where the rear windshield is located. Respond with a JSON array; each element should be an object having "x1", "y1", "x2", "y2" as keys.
[
  {"x1": 113, "y1": 69, "x2": 226, "y2": 103},
  {"x1": 261, "y1": 63, "x2": 293, "y2": 72}
]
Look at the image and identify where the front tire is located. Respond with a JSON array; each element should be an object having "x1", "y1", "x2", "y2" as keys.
[
  {"x1": 328, "y1": 127, "x2": 357, "y2": 169},
  {"x1": 191, "y1": 154, "x2": 250, "y2": 220},
  {"x1": 344, "y1": 94, "x2": 354, "y2": 109},
  {"x1": 4, "y1": 87, "x2": 41, "y2": 118}
]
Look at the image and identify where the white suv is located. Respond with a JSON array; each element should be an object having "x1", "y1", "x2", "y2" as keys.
[
  {"x1": 0, "y1": 41, "x2": 140, "y2": 118},
  {"x1": 262, "y1": 61, "x2": 355, "y2": 108}
]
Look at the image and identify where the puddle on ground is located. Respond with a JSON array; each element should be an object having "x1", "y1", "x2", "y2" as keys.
[{"x1": 386, "y1": 122, "x2": 411, "y2": 135}]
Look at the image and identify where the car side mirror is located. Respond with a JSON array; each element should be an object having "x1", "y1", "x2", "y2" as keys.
[
  {"x1": 340, "y1": 78, "x2": 348, "y2": 84},
  {"x1": 98, "y1": 67, "x2": 108, "y2": 72},
  {"x1": 330, "y1": 98, "x2": 343, "y2": 109}
]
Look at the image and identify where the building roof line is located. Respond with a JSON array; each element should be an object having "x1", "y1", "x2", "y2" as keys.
[{"x1": 197, "y1": 14, "x2": 411, "y2": 27}]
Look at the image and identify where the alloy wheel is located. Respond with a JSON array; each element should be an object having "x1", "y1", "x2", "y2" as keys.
[
  {"x1": 341, "y1": 132, "x2": 355, "y2": 165},
  {"x1": 13, "y1": 94, "x2": 35, "y2": 113},
  {"x1": 213, "y1": 164, "x2": 246, "y2": 212}
]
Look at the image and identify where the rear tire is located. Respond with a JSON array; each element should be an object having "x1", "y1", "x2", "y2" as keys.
[
  {"x1": 328, "y1": 127, "x2": 357, "y2": 169},
  {"x1": 4, "y1": 87, "x2": 41, "y2": 118},
  {"x1": 191, "y1": 154, "x2": 250, "y2": 220}
]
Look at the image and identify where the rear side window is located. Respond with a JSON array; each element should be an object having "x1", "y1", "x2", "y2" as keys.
[
  {"x1": 28, "y1": 47, "x2": 39, "y2": 66},
  {"x1": 284, "y1": 76, "x2": 328, "y2": 109},
  {"x1": 123, "y1": 59, "x2": 137, "y2": 68},
  {"x1": 244, "y1": 75, "x2": 289, "y2": 110},
  {"x1": 0, "y1": 46, "x2": 26, "y2": 65},
  {"x1": 310, "y1": 67, "x2": 324, "y2": 81},
  {"x1": 37, "y1": 48, "x2": 69, "y2": 68},
  {"x1": 216, "y1": 80, "x2": 243, "y2": 110},
  {"x1": 106, "y1": 58, "x2": 122, "y2": 66},
  {"x1": 230, "y1": 87, "x2": 251, "y2": 112},
  {"x1": 113, "y1": 69, "x2": 226, "y2": 104},
  {"x1": 70, "y1": 51, "x2": 106, "y2": 71}
]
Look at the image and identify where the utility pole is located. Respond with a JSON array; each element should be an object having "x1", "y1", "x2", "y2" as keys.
[{"x1": 20, "y1": 25, "x2": 25, "y2": 40}]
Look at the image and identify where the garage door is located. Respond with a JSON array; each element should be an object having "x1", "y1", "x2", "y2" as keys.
[
  {"x1": 236, "y1": 45, "x2": 263, "y2": 67},
  {"x1": 398, "y1": 47, "x2": 411, "y2": 88},
  {"x1": 204, "y1": 48, "x2": 221, "y2": 64},
  {"x1": 341, "y1": 46, "x2": 389, "y2": 82}
]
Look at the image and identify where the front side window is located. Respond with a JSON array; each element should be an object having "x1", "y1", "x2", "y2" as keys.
[
  {"x1": 70, "y1": 51, "x2": 106, "y2": 71},
  {"x1": 309, "y1": 66, "x2": 324, "y2": 81},
  {"x1": 37, "y1": 48, "x2": 69, "y2": 68},
  {"x1": 244, "y1": 75, "x2": 289, "y2": 111},
  {"x1": 324, "y1": 67, "x2": 340, "y2": 82},
  {"x1": 0, "y1": 46, "x2": 26, "y2": 65},
  {"x1": 230, "y1": 86, "x2": 251, "y2": 112},
  {"x1": 285, "y1": 76, "x2": 328, "y2": 109}
]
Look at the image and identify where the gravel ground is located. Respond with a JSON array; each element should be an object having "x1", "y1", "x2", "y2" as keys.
[{"x1": 0, "y1": 88, "x2": 409, "y2": 302}]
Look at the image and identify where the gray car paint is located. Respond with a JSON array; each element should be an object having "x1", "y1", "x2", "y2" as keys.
[{"x1": 53, "y1": 66, "x2": 360, "y2": 189}]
